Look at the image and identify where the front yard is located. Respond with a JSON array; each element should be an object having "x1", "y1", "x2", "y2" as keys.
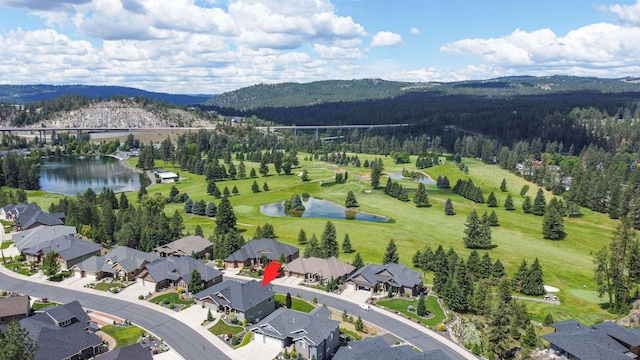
[
  {"x1": 1, "y1": 240, "x2": 13, "y2": 249},
  {"x1": 274, "y1": 294, "x2": 315, "y2": 313},
  {"x1": 93, "y1": 282, "x2": 125, "y2": 292},
  {"x1": 375, "y1": 296, "x2": 446, "y2": 327},
  {"x1": 100, "y1": 324, "x2": 145, "y2": 348},
  {"x1": 4, "y1": 261, "x2": 38, "y2": 276},
  {"x1": 208, "y1": 319, "x2": 244, "y2": 336},
  {"x1": 149, "y1": 292, "x2": 194, "y2": 311}
]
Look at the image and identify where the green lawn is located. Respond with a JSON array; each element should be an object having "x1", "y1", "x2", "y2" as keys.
[
  {"x1": 100, "y1": 325, "x2": 145, "y2": 348},
  {"x1": 94, "y1": 282, "x2": 125, "y2": 291},
  {"x1": 149, "y1": 292, "x2": 194, "y2": 306},
  {"x1": 274, "y1": 294, "x2": 315, "y2": 313},
  {"x1": 1, "y1": 241, "x2": 12, "y2": 249},
  {"x1": 339, "y1": 328, "x2": 362, "y2": 340},
  {"x1": 376, "y1": 296, "x2": 446, "y2": 327},
  {"x1": 31, "y1": 301, "x2": 61, "y2": 311},
  {"x1": 235, "y1": 331, "x2": 253, "y2": 349},
  {"x1": 208, "y1": 319, "x2": 244, "y2": 336}
]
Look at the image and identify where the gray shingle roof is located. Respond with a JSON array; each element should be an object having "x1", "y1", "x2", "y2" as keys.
[
  {"x1": 154, "y1": 235, "x2": 212, "y2": 257},
  {"x1": 542, "y1": 329, "x2": 631, "y2": 360},
  {"x1": 22, "y1": 234, "x2": 103, "y2": 261},
  {"x1": 74, "y1": 246, "x2": 159, "y2": 274},
  {"x1": 20, "y1": 300, "x2": 102, "y2": 360},
  {"x1": 13, "y1": 225, "x2": 77, "y2": 251},
  {"x1": 144, "y1": 256, "x2": 221, "y2": 284},
  {"x1": 96, "y1": 343, "x2": 153, "y2": 360},
  {"x1": 283, "y1": 256, "x2": 355, "y2": 280},
  {"x1": 251, "y1": 306, "x2": 339, "y2": 346},
  {"x1": 194, "y1": 279, "x2": 274, "y2": 312},
  {"x1": 549, "y1": 319, "x2": 589, "y2": 333},
  {"x1": 12, "y1": 203, "x2": 64, "y2": 229},
  {"x1": 225, "y1": 238, "x2": 299, "y2": 262},
  {"x1": 333, "y1": 336, "x2": 450, "y2": 360},
  {"x1": 592, "y1": 321, "x2": 640, "y2": 347},
  {"x1": 346, "y1": 263, "x2": 422, "y2": 289}
]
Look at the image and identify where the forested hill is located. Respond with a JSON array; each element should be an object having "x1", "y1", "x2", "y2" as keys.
[
  {"x1": 206, "y1": 76, "x2": 640, "y2": 110},
  {"x1": 0, "y1": 85, "x2": 211, "y2": 104}
]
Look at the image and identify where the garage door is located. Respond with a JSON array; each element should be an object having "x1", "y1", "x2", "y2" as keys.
[
  {"x1": 264, "y1": 335, "x2": 282, "y2": 347},
  {"x1": 253, "y1": 333, "x2": 264, "y2": 343},
  {"x1": 346, "y1": 283, "x2": 355, "y2": 291}
]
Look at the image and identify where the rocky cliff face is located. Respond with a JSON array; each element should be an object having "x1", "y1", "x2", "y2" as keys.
[{"x1": 36, "y1": 101, "x2": 213, "y2": 128}]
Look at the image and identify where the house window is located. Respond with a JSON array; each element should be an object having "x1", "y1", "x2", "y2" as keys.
[{"x1": 298, "y1": 341, "x2": 306, "y2": 349}]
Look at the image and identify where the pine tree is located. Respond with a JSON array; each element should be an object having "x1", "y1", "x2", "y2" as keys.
[
  {"x1": 491, "y1": 259, "x2": 506, "y2": 279},
  {"x1": 168, "y1": 185, "x2": 179, "y2": 203},
  {"x1": 488, "y1": 210, "x2": 499, "y2": 226},
  {"x1": 355, "y1": 316, "x2": 364, "y2": 332},
  {"x1": 184, "y1": 198, "x2": 193, "y2": 213},
  {"x1": 342, "y1": 234, "x2": 354, "y2": 253},
  {"x1": 467, "y1": 250, "x2": 481, "y2": 281},
  {"x1": 301, "y1": 169, "x2": 309, "y2": 181},
  {"x1": 522, "y1": 322, "x2": 538, "y2": 348},
  {"x1": 522, "y1": 258, "x2": 545, "y2": 296},
  {"x1": 500, "y1": 178, "x2": 508, "y2": 192},
  {"x1": 189, "y1": 269, "x2": 203, "y2": 293},
  {"x1": 303, "y1": 234, "x2": 321, "y2": 258},
  {"x1": 251, "y1": 180, "x2": 260, "y2": 193},
  {"x1": 194, "y1": 225, "x2": 204, "y2": 237},
  {"x1": 382, "y1": 239, "x2": 399, "y2": 264},
  {"x1": 416, "y1": 294, "x2": 427, "y2": 316},
  {"x1": 215, "y1": 196, "x2": 237, "y2": 235},
  {"x1": 504, "y1": 194, "x2": 515, "y2": 210},
  {"x1": 479, "y1": 252, "x2": 492, "y2": 279},
  {"x1": 522, "y1": 196, "x2": 532, "y2": 213},
  {"x1": 345, "y1": 191, "x2": 359, "y2": 208},
  {"x1": 532, "y1": 188, "x2": 547, "y2": 216},
  {"x1": 259, "y1": 157, "x2": 269, "y2": 177},
  {"x1": 463, "y1": 210, "x2": 492, "y2": 249},
  {"x1": 250, "y1": 167, "x2": 257, "y2": 178},
  {"x1": 321, "y1": 221, "x2": 339, "y2": 258},
  {"x1": 42, "y1": 250, "x2": 60, "y2": 277},
  {"x1": 352, "y1": 252, "x2": 364, "y2": 269},
  {"x1": 119, "y1": 193, "x2": 129, "y2": 210},
  {"x1": 413, "y1": 182, "x2": 431, "y2": 207},
  {"x1": 445, "y1": 198, "x2": 455, "y2": 215},
  {"x1": 442, "y1": 176, "x2": 450, "y2": 189},
  {"x1": 297, "y1": 229, "x2": 307, "y2": 244},
  {"x1": 232, "y1": 185, "x2": 239, "y2": 195},
  {"x1": 238, "y1": 160, "x2": 246, "y2": 179},
  {"x1": 223, "y1": 186, "x2": 231, "y2": 197},
  {"x1": 263, "y1": 182, "x2": 270, "y2": 191},
  {"x1": 370, "y1": 158, "x2": 383, "y2": 188},
  {"x1": 0, "y1": 319, "x2": 38, "y2": 360},
  {"x1": 543, "y1": 198, "x2": 565, "y2": 240},
  {"x1": 512, "y1": 259, "x2": 528, "y2": 292},
  {"x1": 487, "y1": 191, "x2": 498, "y2": 207}
]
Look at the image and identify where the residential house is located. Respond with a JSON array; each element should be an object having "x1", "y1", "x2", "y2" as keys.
[
  {"x1": 20, "y1": 300, "x2": 105, "y2": 360},
  {"x1": 333, "y1": 336, "x2": 451, "y2": 360},
  {"x1": 154, "y1": 235, "x2": 212, "y2": 259},
  {"x1": 0, "y1": 293, "x2": 30, "y2": 325},
  {"x1": 96, "y1": 343, "x2": 152, "y2": 360},
  {"x1": 1, "y1": 203, "x2": 64, "y2": 231},
  {"x1": 71, "y1": 246, "x2": 160, "y2": 281},
  {"x1": 194, "y1": 279, "x2": 276, "y2": 323},
  {"x1": 542, "y1": 319, "x2": 640, "y2": 360},
  {"x1": 22, "y1": 235, "x2": 103, "y2": 270},
  {"x1": 136, "y1": 256, "x2": 222, "y2": 292},
  {"x1": 225, "y1": 238, "x2": 299, "y2": 269},
  {"x1": 251, "y1": 306, "x2": 340, "y2": 360},
  {"x1": 283, "y1": 256, "x2": 355, "y2": 285},
  {"x1": 13, "y1": 225, "x2": 77, "y2": 252},
  {"x1": 344, "y1": 263, "x2": 422, "y2": 296}
]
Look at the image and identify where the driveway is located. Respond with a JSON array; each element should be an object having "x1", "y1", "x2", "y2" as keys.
[
  {"x1": 232, "y1": 340, "x2": 281, "y2": 360},
  {"x1": 272, "y1": 275, "x2": 302, "y2": 286},
  {"x1": 340, "y1": 288, "x2": 372, "y2": 304}
]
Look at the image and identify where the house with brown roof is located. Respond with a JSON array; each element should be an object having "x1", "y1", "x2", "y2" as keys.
[
  {"x1": 71, "y1": 246, "x2": 160, "y2": 281},
  {"x1": 0, "y1": 293, "x2": 30, "y2": 325},
  {"x1": 194, "y1": 279, "x2": 276, "y2": 323},
  {"x1": 224, "y1": 238, "x2": 299, "y2": 269},
  {"x1": 344, "y1": 263, "x2": 422, "y2": 296},
  {"x1": 136, "y1": 256, "x2": 222, "y2": 292},
  {"x1": 283, "y1": 256, "x2": 355, "y2": 285},
  {"x1": 154, "y1": 235, "x2": 212, "y2": 259},
  {"x1": 22, "y1": 235, "x2": 103, "y2": 270}
]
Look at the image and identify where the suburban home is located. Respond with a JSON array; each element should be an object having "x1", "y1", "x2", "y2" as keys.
[
  {"x1": 20, "y1": 300, "x2": 105, "y2": 360},
  {"x1": 13, "y1": 225, "x2": 77, "y2": 252},
  {"x1": 22, "y1": 235, "x2": 103, "y2": 270},
  {"x1": 283, "y1": 256, "x2": 355, "y2": 285},
  {"x1": 333, "y1": 336, "x2": 451, "y2": 360},
  {"x1": 251, "y1": 306, "x2": 340, "y2": 360},
  {"x1": 1, "y1": 203, "x2": 65, "y2": 231},
  {"x1": 0, "y1": 293, "x2": 30, "y2": 325},
  {"x1": 154, "y1": 169, "x2": 178, "y2": 183},
  {"x1": 194, "y1": 279, "x2": 276, "y2": 323},
  {"x1": 136, "y1": 256, "x2": 223, "y2": 292},
  {"x1": 344, "y1": 263, "x2": 422, "y2": 297},
  {"x1": 154, "y1": 235, "x2": 212, "y2": 258},
  {"x1": 96, "y1": 343, "x2": 152, "y2": 360},
  {"x1": 542, "y1": 319, "x2": 640, "y2": 360},
  {"x1": 225, "y1": 238, "x2": 299, "y2": 269},
  {"x1": 71, "y1": 246, "x2": 160, "y2": 281}
]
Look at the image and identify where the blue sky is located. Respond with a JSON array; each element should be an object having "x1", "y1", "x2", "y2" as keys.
[{"x1": 0, "y1": 0, "x2": 639, "y2": 94}]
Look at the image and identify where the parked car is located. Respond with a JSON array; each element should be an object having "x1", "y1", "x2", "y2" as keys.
[{"x1": 359, "y1": 303, "x2": 372, "y2": 311}]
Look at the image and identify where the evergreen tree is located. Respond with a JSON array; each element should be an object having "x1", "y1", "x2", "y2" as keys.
[
  {"x1": 445, "y1": 198, "x2": 455, "y2": 215},
  {"x1": 189, "y1": 269, "x2": 203, "y2": 293},
  {"x1": 504, "y1": 194, "x2": 515, "y2": 210},
  {"x1": 532, "y1": 188, "x2": 547, "y2": 216},
  {"x1": 238, "y1": 160, "x2": 246, "y2": 179},
  {"x1": 42, "y1": 250, "x2": 60, "y2": 277},
  {"x1": 204, "y1": 202, "x2": 217, "y2": 217},
  {"x1": 522, "y1": 196, "x2": 532, "y2": 213},
  {"x1": 520, "y1": 184, "x2": 530, "y2": 197},
  {"x1": 472, "y1": 278, "x2": 493, "y2": 316},
  {"x1": 488, "y1": 210, "x2": 499, "y2": 226},
  {"x1": 207, "y1": 181, "x2": 221, "y2": 197},
  {"x1": 285, "y1": 293, "x2": 292, "y2": 309},
  {"x1": 543, "y1": 198, "x2": 565, "y2": 240},
  {"x1": 263, "y1": 182, "x2": 270, "y2": 191},
  {"x1": 442, "y1": 176, "x2": 450, "y2": 189},
  {"x1": 347, "y1": 252, "x2": 364, "y2": 272},
  {"x1": 215, "y1": 196, "x2": 237, "y2": 235},
  {"x1": 500, "y1": 178, "x2": 508, "y2": 192},
  {"x1": 169, "y1": 210, "x2": 184, "y2": 240},
  {"x1": 455, "y1": 259, "x2": 473, "y2": 311},
  {"x1": 487, "y1": 191, "x2": 498, "y2": 207},
  {"x1": 496, "y1": 276, "x2": 513, "y2": 305},
  {"x1": 223, "y1": 186, "x2": 231, "y2": 197},
  {"x1": 184, "y1": 198, "x2": 193, "y2": 213},
  {"x1": 232, "y1": 185, "x2": 239, "y2": 195},
  {"x1": 251, "y1": 180, "x2": 260, "y2": 193},
  {"x1": 512, "y1": 259, "x2": 528, "y2": 292},
  {"x1": 355, "y1": 316, "x2": 364, "y2": 332},
  {"x1": 345, "y1": 191, "x2": 359, "y2": 208},
  {"x1": 479, "y1": 252, "x2": 492, "y2": 279},
  {"x1": 321, "y1": 221, "x2": 339, "y2": 258},
  {"x1": 436, "y1": 175, "x2": 443, "y2": 188},
  {"x1": 382, "y1": 239, "x2": 399, "y2": 264},
  {"x1": 491, "y1": 259, "x2": 506, "y2": 279},
  {"x1": 342, "y1": 234, "x2": 354, "y2": 253},
  {"x1": 191, "y1": 200, "x2": 206, "y2": 215},
  {"x1": 301, "y1": 169, "x2": 310, "y2": 181},
  {"x1": 522, "y1": 322, "x2": 538, "y2": 348},
  {"x1": 416, "y1": 294, "x2": 427, "y2": 316},
  {"x1": 250, "y1": 167, "x2": 257, "y2": 178},
  {"x1": 522, "y1": 258, "x2": 545, "y2": 296},
  {"x1": 370, "y1": 158, "x2": 383, "y2": 188},
  {"x1": 304, "y1": 234, "x2": 322, "y2": 258},
  {"x1": 119, "y1": 193, "x2": 129, "y2": 210},
  {"x1": 168, "y1": 185, "x2": 179, "y2": 203},
  {"x1": 194, "y1": 225, "x2": 204, "y2": 237},
  {"x1": 297, "y1": 229, "x2": 307, "y2": 244},
  {"x1": 259, "y1": 157, "x2": 269, "y2": 177},
  {"x1": 0, "y1": 319, "x2": 38, "y2": 360},
  {"x1": 413, "y1": 182, "x2": 431, "y2": 207},
  {"x1": 463, "y1": 210, "x2": 492, "y2": 249},
  {"x1": 467, "y1": 250, "x2": 481, "y2": 281}
]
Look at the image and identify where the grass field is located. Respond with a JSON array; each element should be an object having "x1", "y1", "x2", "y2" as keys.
[
  {"x1": 208, "y1": 319, "x2": 244, "y2": 336},
  {"x1": 376, "y1": 296, "x2": 446, "y2": 327},
  {"x1": 94, "y1": 282, "x2": 125, "y2": 291},
  {"x1": 149, "y1": 292, "x2": 194, "y2": 306},
  {"x1": 16, "y1": 153, "x2": 622, "y2": 324},
  {"x1": 1, "y1": 241, "x2": 12, "y2": 249},
  {"x1": 274, "y1": 294, "x2": 316, "y2": 313},
  {"x1": 100, "y1": 324, "x2": 145, "y2": 348}
]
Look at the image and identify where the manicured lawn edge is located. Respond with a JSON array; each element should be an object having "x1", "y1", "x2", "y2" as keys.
[
  {"x1": 100, "y1": 324, "x2": 145, "y2": 348},
  {"x1": 274, "y1": 294, "x2": 315, "y2": 313},
  {"x1": 209, "y1": 319, "x2": 244, "y2": 336},
  {"x1": 375, "y1": 296, "x2": 445, "y2": 327}
]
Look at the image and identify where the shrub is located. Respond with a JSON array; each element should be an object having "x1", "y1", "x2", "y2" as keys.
[
  {"x1": 228, "y1": 312, "x2": 237, "y2": 324},
  {"x1": 177, "y1": 287, "x2": 184, "y2": 294},
  {"x1": 169, "y1": 303, "x2": 175, "y2": 310},
  {"x1": 138, "y1": 295, "x2": 144, "y2": 300},
  {"x1": 163, "y1": 299, "x2": 170, "y2": 305},
  {"x1": 437, "y1": 324, "x2": 447, "y2": 332}
]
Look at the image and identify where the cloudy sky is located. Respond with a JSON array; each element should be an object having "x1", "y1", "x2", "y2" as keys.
[{"x1": 1, "y1": 0, "x2": 639, "y2": 94}]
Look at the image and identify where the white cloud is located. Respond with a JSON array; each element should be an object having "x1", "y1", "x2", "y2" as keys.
[
  {"x1": 410, "y1": 27, "x2": 421, "y2": 35},
  {"x1": 313, "y1": 43, "x2": 365, "y2": 59},
  {"x1": 609, "y1": 0, "x2": 640, "y2": 25},
  {"x1": 370, "y1": 31, "x2": 403, "y2": 47}
]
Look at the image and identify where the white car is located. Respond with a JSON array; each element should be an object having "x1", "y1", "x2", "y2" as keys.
[{"x1": 359, "y1": 304, "x2": 372, "y2": 311}]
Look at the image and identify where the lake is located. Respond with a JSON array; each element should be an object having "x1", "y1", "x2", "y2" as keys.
[
  {"x1": 40, "y1": 155, "x2": 142, "y2": 195},
  {"x1": 260, "y1": 197, "x2": 389, "y2": 222},
  {"x1": 387, "y1": 172, "x2": 436, "y2": 185}
]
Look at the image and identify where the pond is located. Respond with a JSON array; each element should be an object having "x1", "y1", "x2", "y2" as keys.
[
  {"x1": 260, "y1": 197, "x2": 389, "y2": 222},
  {"x1": 40, "y1": 155, "x2": 142, "y2": 196},
  {"x1": 387, "y1": 172, "x2": 435, "y2": 185}
]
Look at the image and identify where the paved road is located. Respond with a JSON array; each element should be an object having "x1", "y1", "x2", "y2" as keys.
[
  {"x1": 272, "y1": 285, "x2": 473, "y2": 360},
  {"x1": 0, "y1": 272, "x2": 231, "y2": 360}
]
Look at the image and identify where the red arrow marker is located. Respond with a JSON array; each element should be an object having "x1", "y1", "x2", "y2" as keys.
[{"x1": 262, "y1": 260, "x2": 281, "y2": 287}]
